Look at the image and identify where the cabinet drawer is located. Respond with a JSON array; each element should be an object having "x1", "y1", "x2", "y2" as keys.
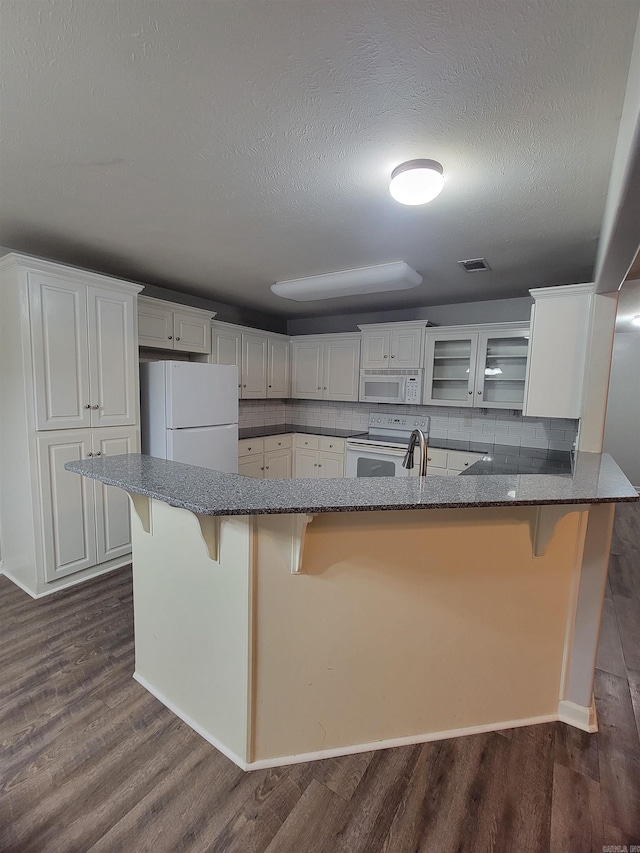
[
  {"x1": 319, "y1": 436, "x2": 345, "y2": 454},
  {"x1": 426, "y1": 447, "x2": 448, "y2": 468},
  {"x1": 238, "y1": 437, "x2": 264, "y2": 457},
  {"x1": 294, "y1": 434, "x2": 319, "y2": 450},
  {"x1": 264, "y1": 434, "x2": 293, "y2": 452},
  {"x1": 447, "y1": 451, "x2": 483, "y2": 471}
]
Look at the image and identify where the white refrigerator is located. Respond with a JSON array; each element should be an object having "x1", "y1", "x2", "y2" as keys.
[{"x1": 140, "y1": 361, "x2": 239, "y2": 473}]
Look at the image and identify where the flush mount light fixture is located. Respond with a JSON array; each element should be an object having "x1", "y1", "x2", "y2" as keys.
[
  {"x1": 633, "y1": 314, "x2": 640, "y2": 326},
  {"x1": 389, "y1": 159, "x2": 444, "y2": 205},
  {"x1": 271, "y1": 261, "x2": 422, "y2": 302}
]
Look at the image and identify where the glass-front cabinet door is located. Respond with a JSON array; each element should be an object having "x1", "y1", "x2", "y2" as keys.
[
  {"x1": 424, "y1": 333, "x2": 479, "y2": 407},
  {"x1": 475, "y1": 330, "x2": 529, "y2": 409}
]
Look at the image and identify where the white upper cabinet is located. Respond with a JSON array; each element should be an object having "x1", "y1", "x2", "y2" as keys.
[
  {"x1": 424, "y1": 324, "x2": 530, "y2": 409},
  {"x1": 211, "y1": 321, "x2": 290, "y2": 399},
  {"x1": 267, "y1": 336, "x2": 290, "y2": 398},
  {"x1": 524, "y1": 284, "x2": 594, "y2": 419},
  {"x1": 290, "y1": 335, "x2": 360, "y2": 402},
  {"x1": 359, "y1": 323, "x2": 425, "y2": 369},
  {"x1": 290, "y1": 339, "x2": 324, "y2": 399},
  {"x1": 87, "y1": 286, "x2": 138, "y2": 428},
  {"x1": 30, "y1": 273, "x2": 138, "y2": 430},
  {"x1": 138, "y1": 295, "x2": 213, "y2": 354},
  {"x1": 323, "y1": 337, "x2": 361, "y2": 400},
  {"x1": 242, "y1": 332, "x2": 268, "y2": 398}
]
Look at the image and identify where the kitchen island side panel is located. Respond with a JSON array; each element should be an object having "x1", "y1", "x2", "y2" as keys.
[
  {"x1": 130, "y1": 498, "x2": 253, "y2": 763},
  {"x1": 252, "y1": 507, "x2": 586, "y2": 761}
]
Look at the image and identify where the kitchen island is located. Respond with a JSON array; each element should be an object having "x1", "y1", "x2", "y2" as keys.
[{"x1": 67, "y1": 452, "x2": 637, "y2": 770}]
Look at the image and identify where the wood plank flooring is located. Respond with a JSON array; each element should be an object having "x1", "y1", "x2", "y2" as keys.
[{"x1": 1, "y1": 502, "x2": 639, "y2": 852}]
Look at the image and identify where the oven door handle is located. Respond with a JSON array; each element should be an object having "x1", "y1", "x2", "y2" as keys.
[{"x1": 346, "y1": 442, "x2": 408, "y2": 456}]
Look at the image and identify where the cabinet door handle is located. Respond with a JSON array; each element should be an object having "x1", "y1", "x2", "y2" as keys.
[
  {"x1": 464, "y1": 462, "x2": 469, "y2": 466},
  {"x1": 168, "y1": 335, "x2": 173, "y2": 340},
  {"x1": 176, "y1": 336, "x2": 181, "y2": 341},
  {"x1": 265, "y1": 466, "x2": 269, "y2": 470},
  {"x1": 317, "y1": 386, "x2": 321, "y2": 390},
  {"x1": 391, "y1": 354, "x2": 395, "y2": 358},
  {"x1": 477, "y1": 390, "x2": 482, "y2": 394},
  {"x1": 468, "y1": 390, "x2": 473, "y2": 395},
  {"x1": 84, "y1": 404, "x2": 91, "y2": 409},
  {"x1": 243, "y1": 384, "x2": 247, "y2": 388},
  {"x1": 94, "y1": 451, "x2": 102, "y2": 457},
  {"x1": 323, "y1": 386, "x2": 327, "y2": 390},
  {"x1": 384, "y1": 354, "x2": 388, "y2": 359},
  {"x1": 87, "y1": 452, "x2": 93, "y2": 457},
  {"x1": 91, "y1": 404, "x2": 99, "y2": 410},
  {"x1": 329, "y1": 444, "x2": 333, "y2": 448},
  {"x1": 261, "y1": 466, "x2": 264, "y2": 471},
  {"x1": 277, "y1": 442, "x2": 282, "y2": 446},
  {"x1": 318, "y1": 464, "x2": 322, "y2": 468},
  {"x1": 268, "y1": 384, "x2": 272, "y2": 388}
]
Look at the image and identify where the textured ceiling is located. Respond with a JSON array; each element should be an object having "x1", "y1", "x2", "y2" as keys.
[{"x1": 1, "y1": 0, "x2": 639, "y2": 319}]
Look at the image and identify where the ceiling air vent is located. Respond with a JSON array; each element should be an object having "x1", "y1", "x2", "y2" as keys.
[{"x1": 458, "y1": 258, "x2": 491, "y2": 273}]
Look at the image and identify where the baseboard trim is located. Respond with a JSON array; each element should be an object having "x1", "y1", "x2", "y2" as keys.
[
  {"x1": 132, "y1": 672, "x2": 576, "y2": 772},
  {"x1": 2, "y1": 560, "x2": 130, "y2": 599},
  {"x1": 558, "y1": 698, "x2": 598, "y2": 732},
  {"x1": 132, "y1": 671, "x2": 249, "y2": 770}
]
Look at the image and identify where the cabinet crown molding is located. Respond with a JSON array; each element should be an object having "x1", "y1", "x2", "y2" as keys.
[
  {"x1": 138, "y1": 294, "x2": 215, "y2": 319},
  {"x1": 425, "y1": 321, "x2": 529, "y2": 334},
  {"x1": 357, "y1": 321, "x2": 430, "y2": 331},
  {"x1": 0, "y1": 252, "x2": 143, "y2": 294},
  {"x1": 289, "y1": 332, "x2": 361, "y2": 341},
  {"x1": 529, "y1": 283, "x2": 595, "y2": 300}
]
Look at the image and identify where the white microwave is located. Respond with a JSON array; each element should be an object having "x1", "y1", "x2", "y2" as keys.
[{"x1": 359, "y1": 370, "x2": 423, "y2": 405}]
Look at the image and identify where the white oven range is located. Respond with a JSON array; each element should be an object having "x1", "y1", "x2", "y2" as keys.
[{"x1": 345, "y1": 414, "x2": 430, "y2": 478}]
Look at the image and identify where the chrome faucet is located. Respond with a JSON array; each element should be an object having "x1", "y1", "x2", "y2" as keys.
[{"x1": 402, "y1": 429, "x2": 429, "y2": 476}]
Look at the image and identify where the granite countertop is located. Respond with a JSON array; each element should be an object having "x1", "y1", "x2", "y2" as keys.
[
  {"x1": 238, "y1": 423, "x2": 572, "y2": 476},
  {"x1": 66, "y1": 452, "x2": 638, "y2": 517},
  {"x1": 239, "y1": 423, "x2": 358, "y2": 440}
]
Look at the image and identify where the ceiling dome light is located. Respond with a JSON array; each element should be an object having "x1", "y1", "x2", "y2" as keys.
[
  {"x1": 633, "y1": 314, "x2": 640, "y2": 326},
  {"x1": 389, "y1": 159, "x2": 444, "y2": 205}
]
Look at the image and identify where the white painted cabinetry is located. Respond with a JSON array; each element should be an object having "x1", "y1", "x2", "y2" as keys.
[
  {"x1": 138, "y1": 295, "x2": 213, "y2": 353},
  {"x1": 37, "y1": 427, "x2": 138, "y2": 581},
  {"x1": 267, "y1": 336, "x2": 290, "y2": 398},
  {"x1": 359, "y1": 322, "x2": 425, "y2": 368},
  {"x1": 0, "y1": 253, "x2": 142, "y2": 597},
  {"x1": 238, "y1": 435, "x2": 293, "y2": 478},
  {"x1": 211, "y1": 321, "x2": 290, "y2": 399},
  {"x1": 425, "y1": 447, "x2": 484, "y2": 476},
  {"x1": 424, "y1": 324, "x2": 530, "y2": 409},
  {"x1": 524, "y1": 284, "x2": 594, "y2": 419},
  {"x1": 290, "y1": 334, "x2": 361, "y2": 401},
  {"x1": 242, "y1": 332, "x2": 268, "y2": 398},
  {"x1": 293, "y1": 435, "x2": 345, "y2": 478},
  {"x1": 30, "y1": 275, "x2": 138, "y2": 430}
]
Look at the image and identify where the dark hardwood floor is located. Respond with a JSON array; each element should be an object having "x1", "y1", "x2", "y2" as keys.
[{"x1": 2, "y1": 503, "x2": 639, "y2": 852}]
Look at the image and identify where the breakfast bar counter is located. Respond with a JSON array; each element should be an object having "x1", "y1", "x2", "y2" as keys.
[{"x1": 67, "y1": 453, "x2": 637, "y2": 771}]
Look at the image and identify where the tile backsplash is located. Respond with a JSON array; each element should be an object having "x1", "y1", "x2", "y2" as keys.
[{"x1": 239, "y1": 400, "x2": 578, "y2": 451}]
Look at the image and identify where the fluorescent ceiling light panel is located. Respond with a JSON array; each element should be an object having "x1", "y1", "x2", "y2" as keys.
[{"x1": 271, "y1": 262, "x2": 422, "y2": 302}]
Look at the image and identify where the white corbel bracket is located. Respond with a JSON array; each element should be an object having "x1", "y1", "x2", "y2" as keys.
[
  {"x1": 291, "y1": 514, "x2": 315, "y2": 574},
  {"x1": 530, "y1": 504, "x2": 587, "y2": 557},
  {"x1": 195, "y1": 514, "x2": 221, "y2": 562}
]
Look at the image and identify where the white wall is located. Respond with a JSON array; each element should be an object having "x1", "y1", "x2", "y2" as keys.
[
  {"x1": 287, "y1": 296, "x2": 532, "y2": 336},
  {"x1": 603, "y1": 330, "x2": 640, "y2": 486}
]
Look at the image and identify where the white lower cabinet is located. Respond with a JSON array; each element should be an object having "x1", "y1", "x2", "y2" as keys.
[
  {"x1": 425, "y1": 447, "x2": 483, "y2": 476},
  {"x1": 37, "y1": 427, "x2": 138, "y2": 582},
  {"x1": 238, "y1": 435, "x2": 293, "y2": 479},
  {"x1": 293, "y1": 435, "x2": 345, "y2": 478}
]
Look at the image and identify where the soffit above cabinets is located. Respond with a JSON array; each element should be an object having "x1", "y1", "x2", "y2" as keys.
[{"x1": 1, "y1": 1, "x2": 639, "y2": 318}]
